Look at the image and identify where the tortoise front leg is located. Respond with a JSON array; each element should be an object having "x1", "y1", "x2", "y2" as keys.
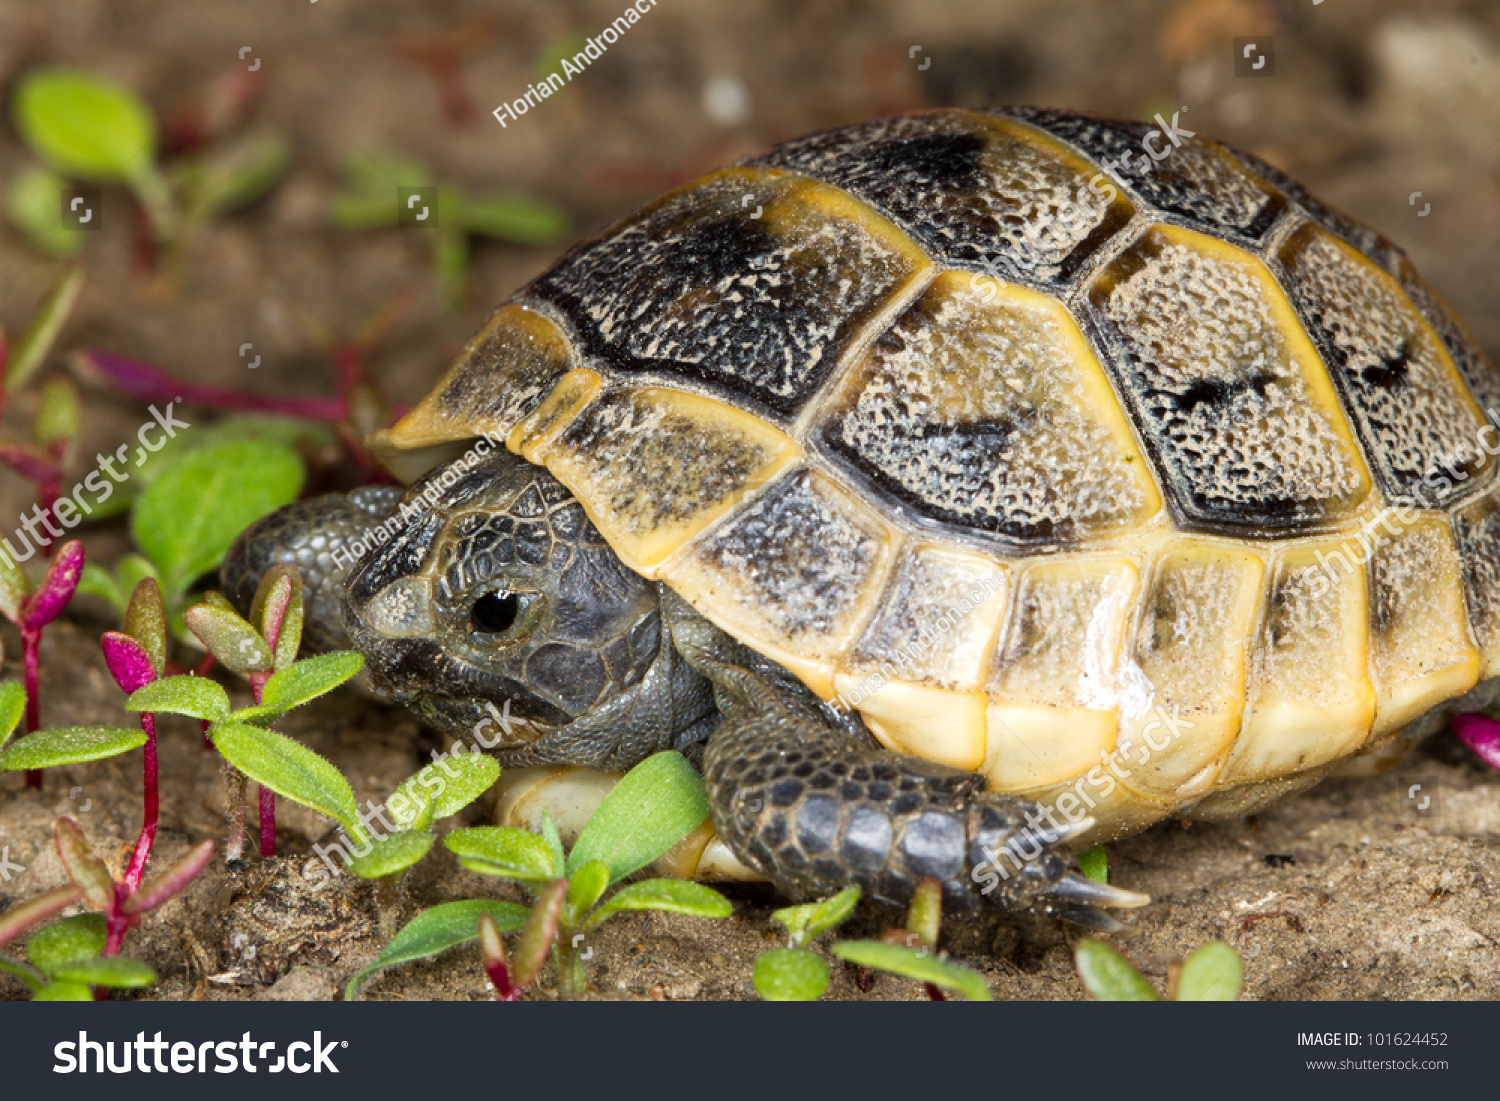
[{"x1": 665, "y1": 593, "x2": 1147, "y2": 927}]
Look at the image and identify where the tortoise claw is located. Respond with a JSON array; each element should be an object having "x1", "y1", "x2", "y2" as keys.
[
  {"x1": 1045, "y1": 871, "x2": 1151, "y2": 910},
  {"x1": 1054, "y1": 903, "x2": 1137, "y2": 934}
]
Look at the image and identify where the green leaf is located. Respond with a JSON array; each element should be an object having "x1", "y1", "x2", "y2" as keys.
[
  {"x1": 33, "y1": 980, "x2": 94, "y2": 1001},
  {"x1": 772, "y1": 886, "x2": 860, "y2": 948},
  {"x1": 566, "y1": 751, "x2": 709, "y2": 883},
  {"x1": 0, "y1": 885, "x2": 84, "y2": 948},
  {"x1": 133, "y1": 439, "x2": 304, "y2": 599},
  {"x1": 26, "y1": 913, "x2": 105, "y2": 975},
  {"x1": 52, "y1": 954, "x2": 155, "y2": 988},
  {"x1": 0, "y1": 682, "x2": 25, "y2": 746},
  {"x1": 443, "y1": 826, "x2": 558, "y2": 883},
  {"x1": 539, "y1": 811, "x2": 565, "y2": 877},
  {"x1": 123, "y1": 576, "x2": 167, "y2": 675},
  {"x1": 76, "y1": 563, "x2": 123, "y2": 613},
  {"x1": 348, "y1": 830, "x2": 434, "y2": 880},
  {"x1": 461, "y1": 192, "x2": 569, "y2": 244},
  {"x1": 259, "y1": 651, "x2": 364, "y2": 710},
  {"x1": 5, "y1": 265, "x2": 84, "y2": 394},
  {"x1": 0, "y1": 951, "x2": 45, "y2": 992},
  {"x1": 344, "y1": 899, "x2": 527, "y2": 1000},
  {"x1": 54, "y1": 818, "x2": 113, "y2": 912},
  {"x1": 563, "y1": 860, "x2": 609, "y2": 927},
  {"x1": 211, "y1": 722, "x2": 365, "y2": 843},
  {"x1": 6, "y1": 163, "x2": 83, "y2": 259},
  {"x1": 0, "y1": 542, "x2": 28, "y2": 622},
  {"x1": 1077, "y1": 846, "x2": 1109, "y2": 883},
  {"x1": 33, "y1": 376, "x2": 80, "y2": 459},
  {"x1": 386, "y1": 752, "x2": 500, "y2": 831},
  {"x1": 118, "y1": 555, "x2": 160, "y2": 600},
  {"x1": 512, "y1": 879, "x2": 565, "y2": 990},
  {"x1": 753, "y1": 947, "x2": 829, "y2": 1001},
  {"x1": 1175, "y1": 941, "x2": 1243, "y2": 1002},
  {"x1": 831, "y1": 941, "x2": 993, "y2": 1002},
  {"x1": 180, "y1": 127, "x2": 290, "y2": 221},
  {"x1": 0, "y1": 725, "x2": 146, "y2": 770},
  {"x1": 1074, "y1": 938, "x2": 1160, "y2": 1002},
  {"x1": 14, "y1": 69, "x2": 156, "y2": 182},
  {"x1": 181, "y1": 603, "x2": 270, "y2": 674},
  {"x1": 126, "y1": 675, "x2": 230, "y2": 722},
  {"x1": 584, "y1": 879, "x2": 731, "y2": 930}
]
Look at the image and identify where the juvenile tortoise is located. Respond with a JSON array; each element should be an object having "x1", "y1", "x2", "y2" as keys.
[{"x1": 225, "y1": 107, "x2": 1500, "y2": 928}]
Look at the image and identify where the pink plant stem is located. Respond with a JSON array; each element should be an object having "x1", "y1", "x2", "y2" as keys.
[
  {"x1": 22, "y1": 625, "x2": 41, "y2": 789},
  {"x1": 196, "y1": 654, "x2": 217, "y2": 750},
  {"x1": 103, "y1": 887, "x2": 130, "y2": 958},
  {"x1": 249, "y1": 671, "x2": 275, "y2": 857},
  {"x1": 122, "y1": 713, "x2": 158, "y2": 895}
]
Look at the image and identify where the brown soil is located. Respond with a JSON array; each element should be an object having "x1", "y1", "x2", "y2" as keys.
[{"x1": 2, "y1": 0, "x2": 1499, "y2": 1001}]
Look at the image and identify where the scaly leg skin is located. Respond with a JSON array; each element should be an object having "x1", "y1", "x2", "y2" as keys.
[{"x1": 665, "y1": 592, "x2": 1148, "y2": 929}]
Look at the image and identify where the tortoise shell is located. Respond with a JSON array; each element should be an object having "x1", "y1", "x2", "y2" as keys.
[{"x1": 374, "y1": 107, "x2": 1500, "y2": 842}]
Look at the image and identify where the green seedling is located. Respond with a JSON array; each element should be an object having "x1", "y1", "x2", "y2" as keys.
[
  {"x1": 1074, "y1": 938, "x2": 1244, "y2": 1001},
  {"x1": 77, "y1": 436, "x2": 305, "y2": 634},
  {"x1": 833, "y1": 879, "x2": 992, "y2": 1001},
  {"x1": 3, "y1": 914, "x2": 154, "y2": 1001},
  {"x1": 0, "y1": 817, "x2": 213, "y2": 998},
  {"x1": 755, "y1": 878, "x2": 993, "y2": 1002},
  {"x1": 344, "y1": 752, "x2": 501, "y2": 886},
  {"x1": 129, "y1": 570, "x2": 362, "y2": 862},
  {"x1": 9, "y1": 67, "x2": 288, "y2": 256},
  {"x1": 752, "y1": 886, "x2": 860, "y2": 1001},
  {"x1": 330, "y1": 150, "x2": 568, "y2": 307},
  {"x1": 349, "y1": 751, "x2": 731, "y2": 1000}
]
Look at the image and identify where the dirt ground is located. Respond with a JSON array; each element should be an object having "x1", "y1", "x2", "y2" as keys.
[{"x1": 2, "y1": 0, "x2": 1500, "y2": 1001}]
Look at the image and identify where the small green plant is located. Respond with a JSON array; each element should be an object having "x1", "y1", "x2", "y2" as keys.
[
  {"x1": 752, "y1": 886, "x2": 860, "y2": 1001},
  {"x1": 0, "y1": 817, "x2": 213, "y2": 999},
  {"x1": 330, "y1": 150, "x2": 568, "y2": 307},
  {"x1": 755, "y1": 878, "x2": 993, "y2": 1002},
  {"x1": 348, "y1": 751, "x2": 732, "y2": 1000},
  {"x1": 1074, "y1": 938, "x2": 1244, "y2": 1001},
  {"x1": 77, "y1": 433, "x2": 306, "y2": 632},
  {"x1": 127, "y1": 569, "x2": 364, "y2": 862},
  {"x1": 9, "y1": 67, "x2": 288, "y2": 254},
  {"x1": 344, "y1": 752, "x2": 501, "y2": 886}
]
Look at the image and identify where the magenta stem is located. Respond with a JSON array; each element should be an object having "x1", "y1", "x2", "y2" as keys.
[
  {"x1": 80, "y1": 349, "x2": 347, "y2": 421},
  {"x1": 122, "y1": 713, "x2": 158, "y2": 895},
  {"x1": 249, "y1": 672, "x2": 275, "y2": 857},
  {"x1": 102, "y1": 889, "x2": 129, "y2": 958},
  {"x1": 22, "y1": 625, "x2": 41, "y2": 789}
]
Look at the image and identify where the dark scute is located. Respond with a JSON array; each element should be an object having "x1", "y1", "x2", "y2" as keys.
[
  {"x1": 898, "y1": 810, "x2": 965, "y2": 881},
  {"x1": 838, "y1": 806, "x2": 893, "y2": 873},
  {"x1": 860, "y1": 131, "x2": 987, "y2": 193},
  {"x1": 794, "y1": 795, "x2": 841, "y2": 856}
]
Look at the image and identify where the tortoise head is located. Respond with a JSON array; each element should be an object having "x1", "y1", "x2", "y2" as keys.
[
  {"x1": 226, "y1": 447, "x2": 666, "y2": 751},
  {"x1": 343, "y1": 448, "x2": 664, "y2": 746}
]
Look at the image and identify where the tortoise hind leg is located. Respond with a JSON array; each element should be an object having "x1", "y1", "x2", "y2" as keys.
[{"x1": 662, "y1": 592, "x2": 1148, "y2": 927}]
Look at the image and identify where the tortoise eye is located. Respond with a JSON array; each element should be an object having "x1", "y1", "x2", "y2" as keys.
[{"x1": 471, "y1": 590, "x2": 522, "y2": 634}]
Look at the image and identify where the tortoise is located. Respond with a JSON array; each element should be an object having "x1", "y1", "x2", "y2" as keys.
[{"x1": 225, "y1": 106, "x2": 1500, "y2": 929}]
